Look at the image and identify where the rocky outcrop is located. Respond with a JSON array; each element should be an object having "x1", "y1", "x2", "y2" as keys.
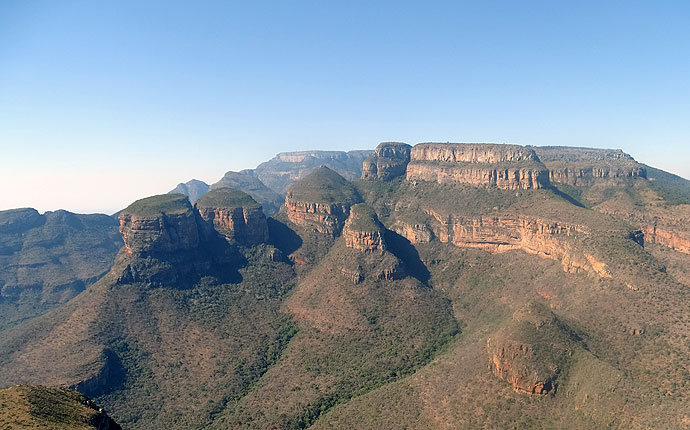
[
  {"x1": 361, "y1": 142, "x2": 412, "y2": 181},
  {"x1": 342, "y1": 204, "x2": 385, "y2": 252},
  {"x1": 642, "y1": 224, "x2": 690, "y2": 254},
  {"x1": 118, "y1": 194, "x2": 200, "y2": 256},
  {"x1": 283, "y1": 166, "x2": 362, "y2": 235},
  {"x1": 396, "y1": 209, "x2": 614, "y2": 278},
  {"x1": 196, "y1": 188, "x2": 268, "y2": 246},
  {"x1": 487, "y1": 303, "x2": 578, "y2": 395},
  {"x1": 534, "y1": 146, "x2": 647, "y2": 186},
  {"x1": 406, "y1": 143, "x2": 550, "y2": 190}
]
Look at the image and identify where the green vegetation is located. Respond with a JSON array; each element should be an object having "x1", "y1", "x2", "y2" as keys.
[
  {"x1": 286, "y1": 166, "x2": 362, "y2": 205},
  {"x1": 121, "y1": 194, "x2": 191, "y2": 217},
  {"x1": 196, "y1": 187, "x2": 262, "y2": 210},
  {"x1": 345, "y1": 203, "x2": 380, "y2": 232},
  {"x1": 645, "y1": 164, "x2": 690, "y2": 205}
]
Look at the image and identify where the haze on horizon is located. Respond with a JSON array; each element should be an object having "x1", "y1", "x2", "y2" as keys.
[{"x1": 1, "y1": 1, "x2": 689, "y2": 214}]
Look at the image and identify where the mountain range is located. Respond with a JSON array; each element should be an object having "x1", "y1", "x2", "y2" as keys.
[{"x1": 1, "y1": 142, "x2": 690, "y2": 429}]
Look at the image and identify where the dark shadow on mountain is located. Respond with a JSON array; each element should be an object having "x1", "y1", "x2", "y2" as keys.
[
  {"x1": 267, "y1": 218, "x2": 302, "y2": 258},
  {"x1": 71, "y1": 348, "x2": 126, "y2": 398},
  {"x1": 548, "y1": 185, "x2": 585, "y2": 208},
  {"x1": 383, "y1": 229, "x2": 430, "y2": 284}
]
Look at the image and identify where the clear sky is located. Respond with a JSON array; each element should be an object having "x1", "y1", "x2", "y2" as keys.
[{"x1": 1, "y1": 1, "x2": 689, "y2": 214}]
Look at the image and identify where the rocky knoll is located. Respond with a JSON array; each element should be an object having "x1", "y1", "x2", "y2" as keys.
[
  {"x1": 342, "y1": 204, "x2": 385, "y2": 252},
  {"x1": 406, "y1": 143, "x2": 550, "y2": 189},
  {"x1": 283, "y1": 166, "x2": 362, "y2": 235},
  {"x1": 487, "y1": 302, "x2": 580, "y2": 395},
  {"x1": 118, "y1": 194, "x2": 200, "y2": 256},
  {"x1": 210, "y1": 170, "x2": 283, "y2": 215},
  {"x1": 361, "y1": 142, "x2": 412, "y2": 181},
  {"x1": 395, "y1": 209, "x2": 614, "y2": 278},
  {"x1": 196, "y1": 187, "x2": 269, "y2": 247},
  {"x1": 533, "y1": 146, "x2": 647, "y2": 186}
]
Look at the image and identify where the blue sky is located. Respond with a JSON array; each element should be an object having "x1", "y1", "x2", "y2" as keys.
[{"x1": 1, "y1": 1, "x2": 689, "y2": 213}]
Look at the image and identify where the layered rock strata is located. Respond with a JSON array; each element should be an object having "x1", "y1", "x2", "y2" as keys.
[
  {"x1": 396, "y1": 210, "x2": 614, "y2": 278},
  {"x1": 196, "y1": 188, "x2": 269, "y2": 246},
  {"x1": 406, "y1": 143, "x2": 550, "y2": 189},
  {"x1": 118, "y1": 194, "x2": 200, "y2": 256},
  {"x1": 361, "y1": 142, "x2": 412, "y2": 181},
  {"x1": 342, "y1": 204, "x2": 385, "y2": 252},
  {"x1": 283, "y1": 166, "x2": 362, "y2": 235},
  {"x1": 534, "y1": 146, "x2": 647, "y2": 186}
]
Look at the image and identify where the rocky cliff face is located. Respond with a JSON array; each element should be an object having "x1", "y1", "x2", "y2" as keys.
[
  {"x1": 406, "y1": 143, "x2": 550, "y2": 189},
  {"x1": 361, "y1": 142, "x2": 412, "y2": 181},
  {"x1": 283, "y1": 167, "x2": 362, "y2": 235},
  {"x1": 642, "y1": 224, "x2": 690, "y2": 254},
  {"x1": 534, "y1": 146, "x2": 647, "y2": 186},
  {"x1": 196, "y1": 188, "x2": 269, "y2": 246},
  {"x1": 342, "y1": 204, "x2": 385, "y2": 252},
  {"x1": 395, "y1": 210, "x2": 614, "y2": 278},
  {"x1": 118, "y1": 195, "x2": 200, "y2": 256}
]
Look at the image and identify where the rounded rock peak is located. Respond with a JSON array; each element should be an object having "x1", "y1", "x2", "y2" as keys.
[
  {"x1": 286, "y1": 166, "x2": 361, "y2": 206},
  {"x1": 373, "y1": 142, "x2": 412, "y2": 159}
]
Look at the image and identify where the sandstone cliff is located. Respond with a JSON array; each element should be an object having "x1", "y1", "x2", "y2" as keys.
[
  {"x1": 342, "y1": 204, "x2": 385, "y2": 252},
  {"x1": 361, "y1": 142, "x2": 411, "y2": 181},
  {"x1": 406, "y1": 143, "x2": 550, "y2": 189},
  {"x1": 534, "y1": 146, "x2": 647, "y2": 186},
  {"x1": 118, "y1": 194, "x2": 200, "y2": 256},
  {"x1": 395, "y1": 209, "x2": 614, "y2": 278},
  {"x1": 283, "y1": 166, "x2": 362, "y2": 235},
  {"x1": 196, "y1": 187, "x2": 269, "y2": 246}
]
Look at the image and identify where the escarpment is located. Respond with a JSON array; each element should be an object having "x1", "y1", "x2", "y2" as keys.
[
  {"x1": 342, "y1": 204, "x2": 385, "y2": 252},
  {"x1": 395, "y1": 209, "x2": 615, "y2": 278},
  {"x1": 487, "y1": 302, "x2": 580, "y2": 395},
  {"x1": 362, "y1": 142, "x2": 412, "y2": 180},
  {"x1": 196, "y1": 187, "x2": 269, "y2": 246},
  {"x1": 283, "y1": 166, "x2": 362, "y2": 235},
  {"x1": 406, "y1": 143, "x2": 550, "y2": 189},
  {"x1": 534, "y1": 146, "x2": 647, "y2": 186}
]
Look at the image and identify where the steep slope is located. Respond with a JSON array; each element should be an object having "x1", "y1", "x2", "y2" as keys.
[
  {"x1": 0, "y1": 385, "x2": 121, "y2": 430},
  {"x1": 0, "y1": 193, "x2": 296, "y2": 430},
  {"x1": 196, "y1": 187, "x2": 269, "y2": 246},
  {"x1": 246, "y1": 149, "x2": 372, "y2": 194},
  {"x1": 0, "y1": 208, "x2": 122, "y2": 329},
  {"x1": 211, "y1": 202, "x2": 458, "y2": 429},
  {"x1": 210, "y1": 171, "x2": 282, "y2": 215},
  {"x1": 168, "y1": 179, "x2": 210, "y2": 204}
]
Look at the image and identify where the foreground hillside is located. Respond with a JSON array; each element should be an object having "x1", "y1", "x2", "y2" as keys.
[
  {"x1": 0, "y1": 385, "x2": 120, "y2": 429},
  {"x1": 1, "y1": 142, "x2": 690, "y2": 429}
]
